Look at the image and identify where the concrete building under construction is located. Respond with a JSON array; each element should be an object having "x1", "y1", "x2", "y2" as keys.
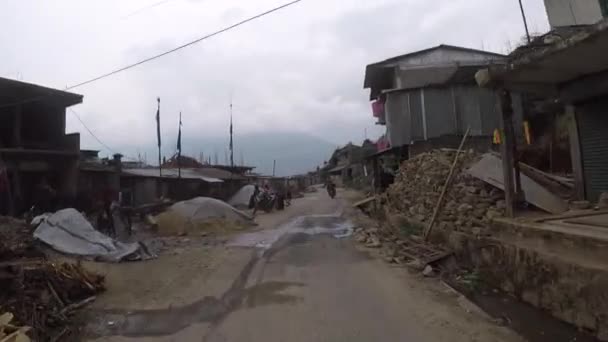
[{"x1": 0, "y1": 77, "x2": 83, "y2": 215}]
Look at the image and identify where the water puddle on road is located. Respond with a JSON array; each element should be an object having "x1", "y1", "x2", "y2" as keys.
[
  {"x1": 228, "y1": 214, "x2": 354, "y2": 249},
  {"x1": 85, "y1": 214, "x2": 353, "y2": 339}
]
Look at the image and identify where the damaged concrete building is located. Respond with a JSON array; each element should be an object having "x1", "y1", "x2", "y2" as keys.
[
  {"x1": 363, "y1": 45, "x2": 525, "y2": 193},
  {"x1": 470, "y1": 13, "x2": 608, "y2": 339},
  {"x1": 0, "y1": 77, "x2": 83, "y2": 215},
  {"x1": 364, "y1": 45, "x2": 525, "y2": 156}
]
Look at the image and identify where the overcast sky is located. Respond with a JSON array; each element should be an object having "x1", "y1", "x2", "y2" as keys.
[{"x1": 0, "y1": 0, "x2": 550, "y2": 160}]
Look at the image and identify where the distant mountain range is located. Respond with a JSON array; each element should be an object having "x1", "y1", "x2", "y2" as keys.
[{"x1": 119, "y1": 131, "x2": 337, "y2": 177}]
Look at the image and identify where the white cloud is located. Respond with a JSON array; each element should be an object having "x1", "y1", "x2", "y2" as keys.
[{"x1": 0, "y1": 0, "x2": 550, "y2": 159}]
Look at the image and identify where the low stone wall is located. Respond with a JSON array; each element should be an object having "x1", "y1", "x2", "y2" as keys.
[{"x1": 461, "y1": 232, "x2": 608, "y2": 340}]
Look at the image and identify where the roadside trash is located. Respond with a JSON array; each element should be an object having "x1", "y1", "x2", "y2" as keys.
[{"x1": 33, "y1": 208, "x2": 155, "y2": 262}]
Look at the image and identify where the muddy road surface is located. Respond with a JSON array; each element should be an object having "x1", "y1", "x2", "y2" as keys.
[{"x1": 85, "y1": 188, "x2": 521, "y2": 342}]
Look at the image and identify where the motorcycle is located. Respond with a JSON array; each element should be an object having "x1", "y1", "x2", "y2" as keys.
[
  {"x1": 256, "y1": 191, "x2": 277, "y2": 213},
  {"x1": 327, "y1": 183, "x2": 336, "y2": 199}
]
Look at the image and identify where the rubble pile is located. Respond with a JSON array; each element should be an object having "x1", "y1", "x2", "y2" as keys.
[
  {"x1": 0, "y1": 260, "x2": 105, "y2": 341},
  {"x1": 0, "y1": 216, "x2": 106, "y2": 341},
  {"x1": 381, "y1": 149, "x2": 505, "y2": 236},
  {"x1": 0, "y1": 216, "x2": 40, "y2": 260},
  {"x1": 0, "y1": 312, "x2": 31, "y2": 342}
]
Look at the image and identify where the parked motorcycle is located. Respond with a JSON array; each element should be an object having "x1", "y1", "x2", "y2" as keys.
[{"x1": 256, "y1": 191, "x2": 277, "y2": 213}]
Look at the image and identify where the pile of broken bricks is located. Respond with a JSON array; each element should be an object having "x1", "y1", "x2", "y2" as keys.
[{"x1": 380, "y1": 149, "x2": 506, "y2": 237}]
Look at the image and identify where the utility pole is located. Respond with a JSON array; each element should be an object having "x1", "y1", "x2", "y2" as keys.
[
  {"x1": 518, "y1": 0, "x2": 531, "y2": 44},
  {"x1": 272, "y1": 159, "x2": 276, "y2": 177}
]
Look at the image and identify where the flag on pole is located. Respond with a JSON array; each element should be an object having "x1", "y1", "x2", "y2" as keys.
[
  {"x1": 156, "y1": 98, "x2": 161, "y2": 148},
  {"x1": 229, "y1": 110, "x2": 234, "y2": 167},
  {"x1": 177, "y1": 111, "x2": 182, "y2": 178},
  {"x1": 177, "y1": 112, "x2": 182, "y2": 153},
  {"x1": 156, "y1": 97, "x2": 162, "y2": 177}
]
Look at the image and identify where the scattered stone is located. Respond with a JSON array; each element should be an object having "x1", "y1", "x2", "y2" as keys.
[
  {"x1": 597, "y1": 192, "x2": 608, "y2": 209},
  {"x1": 406, "y1": 259, "x2": 425, "y2": 271},
  {"x1": 366, "y1": 237, "x2": 381, "y2": 248},
  {"x1": 422, "y1": 265, "x2": 436, "y2": 277},
  {"x1": 495, "y1": 200, "x2": 507, "y2": 210},
  {"x1": 379, "y1": 149, "x2": 504, "y2": 237}
]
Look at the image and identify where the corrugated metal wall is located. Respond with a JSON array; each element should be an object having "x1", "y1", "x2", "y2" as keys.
[
  {"x1": 423, "y1": 88, "x2": 457, "y2": 139},
  {"x1": 409, "y1": 90, "x2": 424, "y2": 141},
  {"x1": 577, "y1": 99, "x2": 608, "y2": 201},
  {"x1": 385, "y1": 92, "x2": 411, "y2": 146},
  {"x1": 384, "y1": 85, "x2": 504, "y2": 147},
  {"x1": 454, "y1": 86, "x2": 482, "y2": 135}
]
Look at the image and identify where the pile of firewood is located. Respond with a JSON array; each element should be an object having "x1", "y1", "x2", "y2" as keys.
[
  {"x1": 0, "y1": 260, "x2": 105, "y2": 341},
  {"x1": 0, "y1": 216, "x2": 105, "y2": 341}
]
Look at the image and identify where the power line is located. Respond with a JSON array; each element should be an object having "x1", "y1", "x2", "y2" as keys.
[
  {"x1": 69, "y1": 108, "x2": 116, "y2": 154},
  {"x1": 0, "y1": 0, "x2": 303, "y2": 109},
  {"x1": 66, "y1": 0, "x2": 303, "y2": 90}
]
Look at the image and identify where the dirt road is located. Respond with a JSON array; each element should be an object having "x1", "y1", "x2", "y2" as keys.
[{"x1": 86, "y1": 188, "x2": 521, "y2": 342}]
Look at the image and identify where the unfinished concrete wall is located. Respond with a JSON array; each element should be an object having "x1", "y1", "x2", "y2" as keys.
[{"x1": 544, "y1": 0, "x2": 604, "y2": 27}]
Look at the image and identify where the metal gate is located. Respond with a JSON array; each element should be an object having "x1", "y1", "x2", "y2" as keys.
[{"x1": 577, "y1": 99, "x2": 608, "y2": 201}]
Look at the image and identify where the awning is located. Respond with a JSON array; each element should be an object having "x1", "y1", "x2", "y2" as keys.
[{"x1": 476, "y1": 19, "x2": 608, "y2": 101}]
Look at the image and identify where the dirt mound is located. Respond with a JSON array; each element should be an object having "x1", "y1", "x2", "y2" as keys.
[
  {"x1": 381, "y1": 149, "x2": 505, "y2": 236},
  {"x1": 156, "y1": 197, "x2": 254, "y2": 236}
]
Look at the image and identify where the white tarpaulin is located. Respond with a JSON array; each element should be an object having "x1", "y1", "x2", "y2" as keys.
[
  {"x1": 228, "y1": 185, "x2": 256, "y2": 209},
  {"x1": 34, "y1": 208, "x2": 155, "y2": 262}
]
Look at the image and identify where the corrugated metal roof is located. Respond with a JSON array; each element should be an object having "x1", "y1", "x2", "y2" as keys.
[{"x1": 122, "y1": 168, "x2": 223, "y2": 183}]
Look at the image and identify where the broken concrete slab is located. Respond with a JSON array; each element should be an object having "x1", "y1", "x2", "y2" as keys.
[{"x1": 467, "y1": 154, "x2": 568, "y2": 214}]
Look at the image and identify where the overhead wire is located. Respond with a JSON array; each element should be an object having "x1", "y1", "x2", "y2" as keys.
[
  {"x1": 66, "y1": 0, "x2": 303, "y2": 90},
  {"x1": 2, "y1": 0, "x2": 304, "y2": 156},
  {"x1": 0, "y1": 0, "x2": 303, "y2": 109},
  {"x1": 69, "y1": 108, "x2": 116, "y2": 154}
]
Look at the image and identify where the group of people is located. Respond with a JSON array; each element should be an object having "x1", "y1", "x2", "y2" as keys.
[{"x1": 248, "y1": 183, "x2": 292, "y2": 215}]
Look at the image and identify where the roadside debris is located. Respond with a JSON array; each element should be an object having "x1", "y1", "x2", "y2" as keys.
[
  {"x1": 0, "y1": 261, "x2": 105, "y2": 341},
  {"x1": 1, "y1": 214, "x2": 105, "y2": 341},
  {"x1": 353, "y1": 225, "x2": 451, "y2": 266},
  {"x1": 33, "y1": 209, "x2": 155, "y2": 262},
  {"x1": 0, "y1": 312, "x2": 31, "y2": 342},
  {"x1": 381, "y1": 149, "x2": 505, "y2": 237},
  {"x1": 0, "y1": 216, "x2": 40, "y2": 260},
  {"x1": 156, "y1": 197, "x2": 254, "y2": 236},
  {"x1": 467, "y1": 153, "x2": 568, "y2": 214}
]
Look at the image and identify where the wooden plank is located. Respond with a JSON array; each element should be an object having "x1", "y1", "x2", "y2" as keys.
[
  {"x1": 353, "y1": 196, "x2": 376, "y2": 208},
  {"x1": 468, "y1": 154, "x2": 569, "y2": 214},
  {"x1": 498, "y1": 90, "x2": 516, "y2": 217},
  {"x1": 423, "y1": 128, "x2": 470, "y2": 241}
]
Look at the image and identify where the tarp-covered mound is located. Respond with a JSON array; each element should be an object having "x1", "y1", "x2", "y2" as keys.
[
  {"x1": 228, "y1": 185, "x2": 256, "y2": 209},
  {"x1": 156, "y1": 197, "x2": 254, "y2": 236},
  {"x1": 33, "y1": 208, "x2": 155, "y2": 262}
]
